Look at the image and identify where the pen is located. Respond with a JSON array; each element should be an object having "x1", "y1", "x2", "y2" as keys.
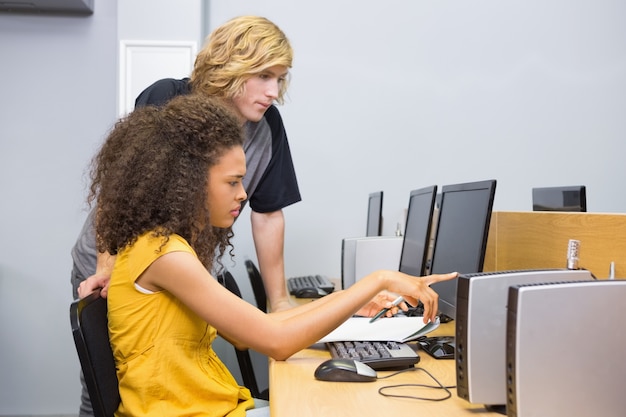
[{"x1": 369, "y1": 296, "x2": 404, "y2": 323}]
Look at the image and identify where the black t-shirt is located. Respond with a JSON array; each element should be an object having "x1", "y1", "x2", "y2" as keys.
[
  {"x1": 134, "y1": 78, "x2": 301, "y2": 213},
  {"x1": 135, "y1": 78, "x2": 192, "y2": 107}
]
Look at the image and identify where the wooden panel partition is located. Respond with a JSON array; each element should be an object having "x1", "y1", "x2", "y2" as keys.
[{"x1": 483, "y1": 211, "x2": 626, "y2": 279}]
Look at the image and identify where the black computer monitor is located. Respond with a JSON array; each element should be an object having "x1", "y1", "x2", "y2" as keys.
[
  {"x1": 398, "y1": 186, "x2": 438, "y2": 277},
  {"x1": 366, "y1": 191, "x2": 384, "y2": 237},
  {"x1": 429, "y1": 179, "x2": 497, "y2": 320},
  {"x1": 532, "y1": 185, "x2": 586, "y2": 212}
]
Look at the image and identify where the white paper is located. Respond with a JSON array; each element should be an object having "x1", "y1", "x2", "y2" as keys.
[{"x1": 318, "y1": 316, "x2": 440, "y2": 343}]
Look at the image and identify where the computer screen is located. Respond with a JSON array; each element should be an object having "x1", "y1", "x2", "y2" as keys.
[
  {"x1": 429, "y1": 179, "x2": 497, "y2": 320},
  {"x1": 532, "y1": 185, "x2": 586, "y2": 212},
  {"x1": 398, "y1": 186, "x2": 437, "y2": 277},
  {"x1": 366, "y1": 191, "x2": 384, "y2": 237}
]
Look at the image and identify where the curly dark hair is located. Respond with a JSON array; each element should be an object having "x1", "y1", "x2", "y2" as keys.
[{"x1": 88, "y1": 94, "x2": 244, "y2": 270}]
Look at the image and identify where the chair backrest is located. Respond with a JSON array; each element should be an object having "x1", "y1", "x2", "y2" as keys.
[
  {"x1": 244, "y1": 259, "x2": 267, "y2": 312},
  {"x1": 70, "y1": 289, "x2": 120, "y2": 417},
  {"x1": 217, "y1": 270, "x2": 269, "y2": 400}
]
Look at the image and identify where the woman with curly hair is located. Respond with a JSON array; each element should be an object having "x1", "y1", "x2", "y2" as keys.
[
  {"x1": 72, "y1": 16, "x2": 300, "y2": 417},
  {"x1": 90, "y1": 94, "x2": 456, "y2": 417}
]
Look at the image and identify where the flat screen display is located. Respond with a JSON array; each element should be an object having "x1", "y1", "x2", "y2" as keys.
[
  {"x1": 532, "y1": 186, "x2": 586, "y2": 212},
  {"x1": 429, "y1": 179, "x2": 497, "y2": 319},
  {"x1": 398, "y1": 186, "x2": 437, "y2": 277}
]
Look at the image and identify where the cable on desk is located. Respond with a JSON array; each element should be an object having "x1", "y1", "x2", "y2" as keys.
[{"x1": 377, "y1": 367, "x2": 453, "y2": 402}]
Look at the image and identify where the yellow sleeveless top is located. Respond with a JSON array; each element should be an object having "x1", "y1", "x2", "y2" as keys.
[{"x1": 108, "y1": 232, "x2": 253, "y2": 416}]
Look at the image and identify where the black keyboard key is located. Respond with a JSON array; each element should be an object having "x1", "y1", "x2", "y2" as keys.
[{"x1": 327, "y1": 340, "x2": 420, "y2": 370}]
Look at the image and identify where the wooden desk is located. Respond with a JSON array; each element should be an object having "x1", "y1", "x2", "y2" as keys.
[{"x1": 269, "y1": 323, "x2": 498, "y2": 417}]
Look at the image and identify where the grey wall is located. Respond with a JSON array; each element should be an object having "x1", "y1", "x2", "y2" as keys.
[
  {"x1": 0, "y1": 2, "x2": 118, "y2": 415},
  {"x1": 215, "y1": 1, "x2": 626, "y2": 284},
  {"x1": 1, "y1": 0, "x2": 625, "y2": 414}
]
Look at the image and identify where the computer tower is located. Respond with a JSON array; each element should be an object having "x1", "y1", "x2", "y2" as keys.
[
  {"x1": 341, "y1": 236, "x2": 403, "y2": 289},
  {"x1": 506, "y1": 280, "x2": 626, "y2": 417},
  {"x1": 455, "y1": 269, "x2": 593, "y2": 408}
]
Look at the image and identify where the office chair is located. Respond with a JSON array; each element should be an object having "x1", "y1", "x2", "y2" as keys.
[
  {"x1": 218, "y1": 270, "x2": 270, "y2": 401},
  {"x1": 69, "y1": 289, "x2": 120, "y2": 417},
  {"x1": 244, "y1": 259, "x2": 267, "y2": 312}
]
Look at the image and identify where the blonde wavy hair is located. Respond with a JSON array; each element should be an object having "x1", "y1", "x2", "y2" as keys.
[{"x1": 190, "y1": 16, "x2": 293, "y2": 104}]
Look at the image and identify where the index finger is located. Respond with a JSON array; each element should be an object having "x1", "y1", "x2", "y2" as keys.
[{"x1": 424, "y1": 271, "x2": 458, "y2": 286}]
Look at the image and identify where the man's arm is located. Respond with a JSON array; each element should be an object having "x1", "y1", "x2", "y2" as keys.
[{"x1": 250, "y1": 209, "x2": 295, "y2": 312}]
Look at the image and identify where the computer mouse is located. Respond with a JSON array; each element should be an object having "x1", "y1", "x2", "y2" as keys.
[
  {"x1": 314, "y1": 359, "x2": 377, "y2": 382},
  {"x1": 294, "y1": 287, "x2": 328, "y2": 298}
]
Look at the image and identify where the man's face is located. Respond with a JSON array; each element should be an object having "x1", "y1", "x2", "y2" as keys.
[{"x1": 230, "y1": 65, "x2": 288, "y2": 122}]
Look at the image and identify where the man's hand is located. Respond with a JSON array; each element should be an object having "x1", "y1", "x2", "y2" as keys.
[
  {"x1": 77, "y1": 274, "x2": 110, "y2": 299},
  {"x1": 77, "y1": 251, "x2": 116, "y2": 299}
]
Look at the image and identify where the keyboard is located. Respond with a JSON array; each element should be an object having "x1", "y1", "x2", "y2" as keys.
[
  {"x1": 287, "y1": 275, "x2": 335, "y2": 298},
  {"x1": 327, "y1": 340, "x2": 420, "y2": 370}
]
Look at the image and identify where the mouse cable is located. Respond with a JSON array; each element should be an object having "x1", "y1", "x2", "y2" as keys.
[
  {"x1": 377, "y1": 367, "x2": 453, "y2": 402},
  {"x1": 376, "y1": 366, "x2": 455, "y2": 388}
]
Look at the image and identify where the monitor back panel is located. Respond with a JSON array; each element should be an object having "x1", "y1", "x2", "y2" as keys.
[
  {"x1": 341, "y1": 237, "x2": 358, "y2": 289},
  {"x1": 353, "y1": 236, "x2": 403, "y2": 283},
  {"x1": 366, "y1": 191, "x2": 384, "y2": 236},
  {"x1": 455, "y1": 269, "x2": 593, "y2": 407},
  {"x1": 506, "y1": 280, "x2": 626, "y2": 417},
  {"x1": 341, "y1": 236, "x2": 402, "y2": 289}
]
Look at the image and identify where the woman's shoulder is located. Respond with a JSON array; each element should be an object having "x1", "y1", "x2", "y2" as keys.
[{"x1": 133, "y1": 232, "x2": 194, "y2": 255}]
